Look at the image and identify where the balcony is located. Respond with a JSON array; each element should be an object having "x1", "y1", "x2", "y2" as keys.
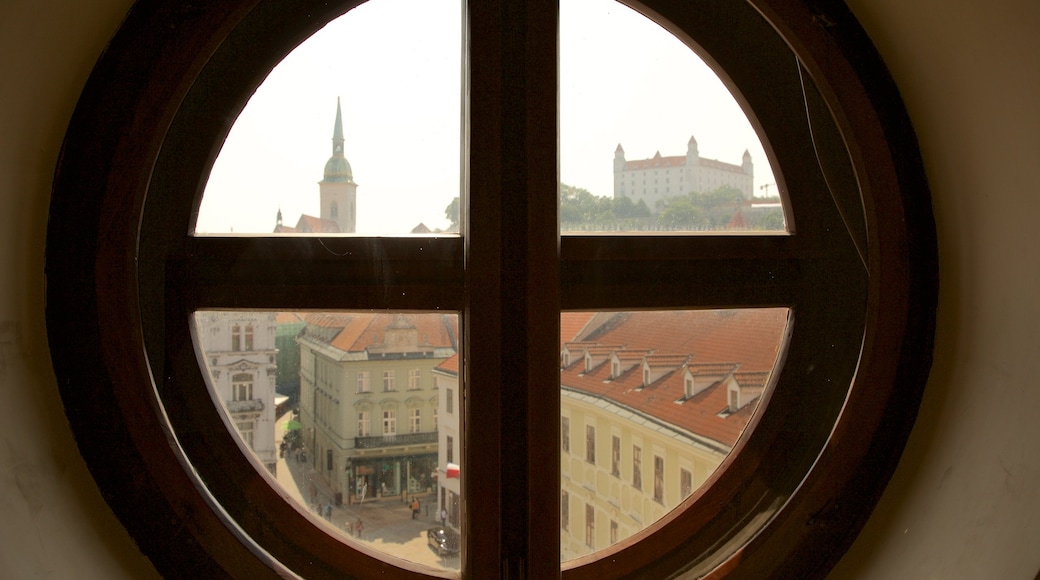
[
  {"x1": 355, "y1": 431, "x2": 438, "y2": 449},
  {"x1": 226, "y1": 398, "x2": 264, "y2": 413}
]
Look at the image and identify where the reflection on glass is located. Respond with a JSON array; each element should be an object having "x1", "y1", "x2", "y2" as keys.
[
  {"x1": 559, "y1": 309, "x2": 789, "y2": 561},
  {"x1": 196, "y1": 0, "x2": 461, "y2": 236},
  {"x1": 560, "y1": 0, "x2": 785, "y2": 233},
  {"x1": 193, "y1": 311, "x2": 461, "y2": 573}
]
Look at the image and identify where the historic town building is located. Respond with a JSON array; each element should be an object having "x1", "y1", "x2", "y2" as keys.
[
  {"x1": 428, "y1": 309, "x2": 789, "y2": 560},
  {"x1": 274, "y1": 97, "x2": 358, "y2": 234},
  {"x1": 296, "y1": 312, "x2": 458, "y2": 505},
  {"x1": 558, "y1": 309, "x2": 787, "y2": 560},
  {"x1": 194, "y1": 312, "x2": 280, "y2": 474},
  {"x1": 613, "y1": 136, "x2": 753, "y2": 210},
  {"x1": 432, "y1": 354, "x2": 461, "y2": 532}
]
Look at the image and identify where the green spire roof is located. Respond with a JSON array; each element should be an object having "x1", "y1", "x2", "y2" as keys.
[{"x1": 323, "y1": 97, "x2": 353, "y2": 183}]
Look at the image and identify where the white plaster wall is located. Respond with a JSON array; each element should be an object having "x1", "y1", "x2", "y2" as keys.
[
  {"x1": 0, "y1": 0, "x2": 157, "y2": 576},
  {"x1": 833, "y1": 1, "x2": 1040, "y2": 577},
  {"x1": 0, "y1": 0, "x2": 1037, "y2": 578}
]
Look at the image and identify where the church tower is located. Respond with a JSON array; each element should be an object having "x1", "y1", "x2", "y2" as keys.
[{"x1": 319, "y1": 97, "x2": 357, "y2": 233}]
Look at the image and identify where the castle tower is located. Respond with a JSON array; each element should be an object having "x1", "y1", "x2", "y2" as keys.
[
  {"x1": 319, "y1": 97, "x2": 357, "y2": 233},
  {"x1": 613, "y1": 144, "x2": 626, "y2": 197}
]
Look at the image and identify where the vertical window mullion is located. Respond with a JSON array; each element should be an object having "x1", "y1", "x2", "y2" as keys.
[{"x1": 466, "y1": 0, "x2": 560, "y2": 577}]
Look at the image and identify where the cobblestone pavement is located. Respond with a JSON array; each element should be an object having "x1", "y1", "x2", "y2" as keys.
[{"x1": 274, "y1": 415, "x2": 460, "y2": 572}]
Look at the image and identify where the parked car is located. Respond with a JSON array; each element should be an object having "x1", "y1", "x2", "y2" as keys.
[{"x1": 426, "y1": 526, "x2": 460, "y2": 557}]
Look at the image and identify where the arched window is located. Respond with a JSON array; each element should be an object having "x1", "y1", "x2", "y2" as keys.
[{"x1": 46, "y1": 0, "x2": 936, "y2": 577}]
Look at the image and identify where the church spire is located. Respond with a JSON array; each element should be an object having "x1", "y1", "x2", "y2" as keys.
[
  {"x1": 322, "y1": 97, "x2": 353, "y2": 183},
  {"x1": 332, "y1": 96, "x2": 344, "y2": 156}
]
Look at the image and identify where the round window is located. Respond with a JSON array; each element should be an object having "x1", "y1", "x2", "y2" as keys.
[{"x1": 46, "y1": 0, "x2": 936, "y2": 577}]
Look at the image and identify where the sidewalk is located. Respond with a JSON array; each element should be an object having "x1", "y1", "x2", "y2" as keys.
[{"x1": 274, "y1": 415, "x2": 459, "y2": 570}]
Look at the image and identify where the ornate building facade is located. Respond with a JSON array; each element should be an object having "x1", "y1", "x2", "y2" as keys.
[
  {"x1": 194, "y1": 311, "x2": 279, "y2": 474},
  {"x1": 296, "y1": 313, "x2": 458, "y2": 505}
]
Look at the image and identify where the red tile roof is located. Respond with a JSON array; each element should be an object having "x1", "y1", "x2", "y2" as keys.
[
  {"x1": 624, "y1": 154, "x2": 686, "y2": 171},
  {"x1": 436, "y1": 353, "x2": 459, "y2": 375},
  {"x1": 274, "y1": 312, "x2": 307, "y2": 325},
  {"x1": 294, "y1": 214, "x2": 341, "y2": 234},
  {"x1": 561, "y1": 309, "x2": 788, "y2": 448},
  {"x1": 561, "y1": 312, "x2": 597, "y2": 344},
  {"x1": 303, "y1": 312, "x2": 458, "y2": 353}
]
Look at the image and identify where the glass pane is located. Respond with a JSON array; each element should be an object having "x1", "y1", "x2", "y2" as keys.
[
  {"x1": 196, "y1": 0, "x2": 461, "y2": 236},
  {"x1": 559, "y1": 309, "x2": 789, "y2": 561},
  {"x1": 193, "y1": 311, "x2": 461, "y2": 573},
  {"x1": 560, "y1": 0, "x2": 784, "y2": 233}
]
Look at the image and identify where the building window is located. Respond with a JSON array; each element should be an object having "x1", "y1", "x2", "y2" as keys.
[
  {"x1": 408, "y1": 368, "x2": 421, "y2": 389},
  {"x1": 561, "y1": 490, "x2": 569, "y2": 532},
  {"x1": 433, "y1": 407, "x2": 438, "y2": 431},
  {"x1": 585, "y1": 503, "x2": 595, "y2": 548},
  {"x1": 382, "y1": 410, "x2": 396, "y2": 436},
  {"x1": 382, "y1": 370, "x2": 395, "y2": 392},
  {"x1": 611, "y1": 435, "x2": 621, "y2": 477},
  {"x1": 633, "y1": 445, "x2": 642, "y2": 491},
  {"x1": 446, "y1": 435, "x2": 453, "y2": 464},
  {"x1": 681, "y1": 468, "x2": 693, "y2": 500},
  {"x1": 561, "y1": 417, "x2": 570, "y2": 453},
  {"x1": 410, "y1": 408, "x2": 421, "y2": 433},
  {"x1": 654, "y1": 455, "x2": 664, "y2": 503},
  {"x1": 357, "y1": 371, "x2": 370, "y2": 393},
  {"x1": 357, "y1": 412, "x2": 370, "y2": 437},
  {"x1": 231, "y1": 324, "x2": 241, "y2": 351},
  {"x1": 446, "y1": 388, "x2": 453, "y2": 414},
  {"x1": 585, "y1": 425, "x2": 595, "y2": 464},
  {"x1": 232, "y1": 373, "x2": 252, "y2": 402},
  {"x1": 244, "y1": 324, "x2": 254, "y2": 351},
  {"x1": 235, "y1": 421, "x2": 254, "y2": 449}
]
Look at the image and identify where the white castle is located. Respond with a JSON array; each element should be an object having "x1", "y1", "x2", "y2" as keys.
[{"x1": 613, "y1": 135, "x2": 753, "y2": 211}]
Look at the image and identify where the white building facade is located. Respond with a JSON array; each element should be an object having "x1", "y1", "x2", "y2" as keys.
[{"x1": 194, "y1": 311, "x2": 279, "y2": 474}]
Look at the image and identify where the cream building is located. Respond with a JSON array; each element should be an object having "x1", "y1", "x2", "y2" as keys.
[
  {"x1": 193, "y1": 311, "x2": 279, "y2": 474},
  {"x1": 296, "y1": 313, "x2": 457, "y2": 505},
  {"x1": 559, "y1": 310, "x2": 786, "y2": 560},
  {"x1": 432, "y1": 355, "x2": 462, "y2": 531},
  {"x1": 613, "y1": 136, "x2": 753, "y2": 209}
]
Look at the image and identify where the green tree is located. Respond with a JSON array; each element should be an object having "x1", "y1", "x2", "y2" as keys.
[{"x1": 445, "y1": 197, "x2": 460, "y2": 232}]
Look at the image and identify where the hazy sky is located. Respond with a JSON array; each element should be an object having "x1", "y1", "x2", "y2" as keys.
[{"x1": 197, "y1": 0, "x2": 777, "y2": 235}]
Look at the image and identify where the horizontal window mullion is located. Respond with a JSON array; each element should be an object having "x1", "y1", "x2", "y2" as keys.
[
  {"x1": 561, "y1": 256, "x2": 802, "y2": 310},
  {"x1": 170, "y1": 236, "x2": 464, "y2": 310},
  {"x1": 561, "y1": 235, "x2": 811, "y2": 310}
]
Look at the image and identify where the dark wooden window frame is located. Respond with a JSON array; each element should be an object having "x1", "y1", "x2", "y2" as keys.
[{"x1": 45, "y1": 0, "x2": 936, "y2": 578}]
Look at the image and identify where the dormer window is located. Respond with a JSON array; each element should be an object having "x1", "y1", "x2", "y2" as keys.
[
  {"x1": 684, "y1": 376, "x2": 694, "y2": 398},
  {"x1": 611, "y1": 361, "x2": 619, "y2": 378}
]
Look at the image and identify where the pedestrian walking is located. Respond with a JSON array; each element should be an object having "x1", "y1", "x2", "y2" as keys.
[
  {"x1": 441, "y1": 508, "x2": 447, "y2": 527},
  {"x1": 355, "y1": 517, "x2": 363, "y2": 539},
  {"x1": 411, "y1": 498, "x2": 420, "y2": 519}
]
